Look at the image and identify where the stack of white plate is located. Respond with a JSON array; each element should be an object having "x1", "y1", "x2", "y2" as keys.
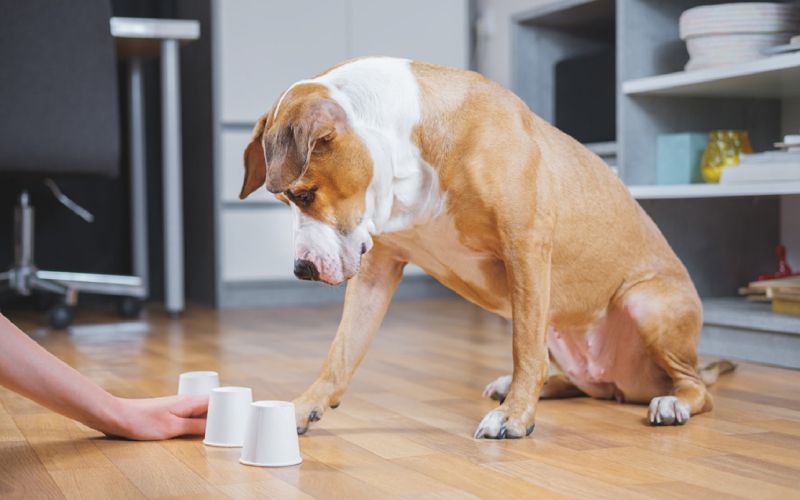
[{"x1": 679, "y1": 2, "x2": 800, "y2": 70}]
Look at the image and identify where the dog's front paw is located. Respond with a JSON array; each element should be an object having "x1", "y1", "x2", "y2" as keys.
[
  {"x1": 293, "y1": 397, "x2": 334, "y2": 435},
  {"x1": 647, "y1": 395, "x2": 690, "y2": 426},
  {"x1": 474, "y1": 405, "x2": 535, "y2": 439},
  {"x1": 482, "y1": 374, "x2": 512, "y2": 402}
]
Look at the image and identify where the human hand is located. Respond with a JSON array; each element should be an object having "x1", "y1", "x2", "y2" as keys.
[{"x1": 105, "y1": 394, "x2": 208, "y2": 440}]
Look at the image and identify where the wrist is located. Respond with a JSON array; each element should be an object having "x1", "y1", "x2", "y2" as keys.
[{"x1": 92, "y1": 395, "x2": 130, "y2": 437}]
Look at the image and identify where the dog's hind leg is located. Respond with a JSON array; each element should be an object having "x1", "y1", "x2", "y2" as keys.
[
  {"x1": 482, "y1": 374, "x2": 512, "y2": 402},
  {"x1": 483, "y1": 359, "x2": 584, "y2": 402},
  {"x1": 621, "y1": 277, "x2": 712, "y2": 426},
  {"x1": 698, "y1": 359, "x2": 736, "y2": 386}
]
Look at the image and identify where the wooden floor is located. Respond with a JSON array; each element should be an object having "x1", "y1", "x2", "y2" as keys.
[{"x1": 2, "y1": 298, "x2": 800, "y2": 499}]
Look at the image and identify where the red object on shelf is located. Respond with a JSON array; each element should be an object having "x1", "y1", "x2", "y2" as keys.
[{"x1": 757, "y1": 244, "x2": 800, "y2": 281}]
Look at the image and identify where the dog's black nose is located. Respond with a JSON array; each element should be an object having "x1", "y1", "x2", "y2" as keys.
[{"x1": 294, "y1": 259, "x2": 320, "y2": 281}]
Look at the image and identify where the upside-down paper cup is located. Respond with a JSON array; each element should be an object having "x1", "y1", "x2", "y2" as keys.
[
  {"x1": 239, "y1": 401, "x2": 302, "y2": 467},
  {"x1": 177, "y1": 371, "x2": 220, "y2": 396},
  {"x1": 203, "y1": 386, "x2": 253, "y2": 447}
]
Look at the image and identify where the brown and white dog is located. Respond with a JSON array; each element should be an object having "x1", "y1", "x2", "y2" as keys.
[{"x1": 240, "y1": 57, "x2": 729, "y2": 439}]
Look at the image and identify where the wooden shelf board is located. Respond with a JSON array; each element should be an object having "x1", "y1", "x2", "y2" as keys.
[{"x1": 622, "y1": 53, "x2": 800, "y2": 98}]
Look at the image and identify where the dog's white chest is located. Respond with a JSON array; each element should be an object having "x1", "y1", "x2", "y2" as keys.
[{"x1": 382, "y1": 215, "x2": 512, "y2": 317}]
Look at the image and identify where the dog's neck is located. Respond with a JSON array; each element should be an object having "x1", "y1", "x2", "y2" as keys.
[
  {"x1": 316, "y1": 58, "x2": 446, "y2": 236},
  {"x1": 360, "y1": 127, "x2": 445, "y2": 235}
]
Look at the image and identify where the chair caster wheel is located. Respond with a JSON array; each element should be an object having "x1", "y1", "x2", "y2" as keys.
[
  {"x1": 117, "y1": 297, "x2": 143, "y2": 318},
  {"x1": 48, "y1": 304, "x2": 74, "y2": 329}
]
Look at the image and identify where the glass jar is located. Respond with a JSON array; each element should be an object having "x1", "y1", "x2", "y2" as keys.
[{"x1": 701, "y1": 130, "x2": 752, "y2": 183}]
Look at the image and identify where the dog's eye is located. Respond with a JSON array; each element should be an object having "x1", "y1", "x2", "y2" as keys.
[{"x1": 288, "y1": 189, "x2": 316, "y2": 207}]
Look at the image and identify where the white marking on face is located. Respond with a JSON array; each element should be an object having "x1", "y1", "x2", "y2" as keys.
[
  {"x1": 279, "y1": 58, "x2": 450, "y2": 283},
  {"x1": 273, "y1": 79, "x2": 313, "y2": 121},
  {"x1": 291, "y1": 204, "x2": 373, "y2": 285}
]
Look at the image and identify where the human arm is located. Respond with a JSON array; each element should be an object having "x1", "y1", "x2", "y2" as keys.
[{"x1": 0, "y1": 313, "x2": 207, "y2": 440}]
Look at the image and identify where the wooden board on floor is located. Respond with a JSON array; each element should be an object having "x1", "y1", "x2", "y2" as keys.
[{"x1": 1, "y1": 298, "x2": 800, "y2": 498}]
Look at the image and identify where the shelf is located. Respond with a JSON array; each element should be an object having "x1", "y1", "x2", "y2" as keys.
[
  {"x1": 700, "y1": 297, "x2": 800, "y2": 369},
  {"x1": 622, "y1": 53, "x2": 800, "y2": 98},
  {"x1": 628, "y1": 182, "x2": 800, "y2": 200},
  {"x1": 585, "y1": 141, "x2": 617, "y2": 156},
  {"x1": 703, "y1": 297, "x2": 800, "y2": 336},
  {"x1": 513, "y1": 0, "x2": 613, "y2": 30}
]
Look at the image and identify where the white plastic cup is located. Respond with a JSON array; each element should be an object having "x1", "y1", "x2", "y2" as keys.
[
  {"x1": 177, "y1": 371, "x2": 220, "y2": 396},
  {"x1": 240, "y1": 401, "x2": 302, "y2": 467},
  {"x1": 203, "y1": 386, "x2": 253, "y2": 447}
]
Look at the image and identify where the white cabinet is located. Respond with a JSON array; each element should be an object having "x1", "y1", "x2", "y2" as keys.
[
  {"x1": 217, "y1": 0, "x2": 349, "y2": 124},
  {"x1": 213, "y1": 0, "x2": 469, "y2": 302},
  {"x1": 349, "y1": 0, "x2": 469, "y2": 68},
  {"x1": 221, "y1": 209, "x2": 295, "y2": 281}
]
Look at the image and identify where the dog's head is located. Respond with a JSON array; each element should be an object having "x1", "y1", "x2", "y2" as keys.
[{"x1": 240, "y1": 83, "x2": 374, "y2": 285}]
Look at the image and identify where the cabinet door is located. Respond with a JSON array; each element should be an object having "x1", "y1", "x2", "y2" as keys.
[
  {"x1": 217, "y1": 0, "x2": 349, "y2": 124},
  {"x1": 221, "y1": 208, "x2": 295, "y2": 281},
  {"x1": 349, "y1": 0, "x2": 469, "y2": 68}
]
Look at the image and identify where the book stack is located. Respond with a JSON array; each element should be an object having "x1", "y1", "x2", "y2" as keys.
[
  {"x1": 720, "y1": 150, "x2": 800, "y2": 184},
  {"x1": 739, "y1": 276, "x2": 800, "y2": 316}
]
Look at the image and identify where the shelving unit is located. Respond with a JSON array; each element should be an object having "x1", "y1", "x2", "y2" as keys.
[
  {"x1": 623, "y1": 52, "x2": 800, "y2": 98},
  {"x1": 512, "y1": 0, "x2": 800, "y2": 367},
  {"x1": 512, "y1": 0, "x2": 616, "y2": 143},
  {"x1": 702, "y1": 298, "x2": 800, "y2": 369}
]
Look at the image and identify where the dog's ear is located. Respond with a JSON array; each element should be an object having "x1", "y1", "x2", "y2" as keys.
[
  {"x1": 264, "y1": 98, "x2": 346, "y2": 193},
  {"x1": 240, "y1": 114, "x2": 269, "y2": 200}
]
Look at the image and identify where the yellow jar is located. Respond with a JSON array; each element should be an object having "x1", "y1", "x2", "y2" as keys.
[{"x1": 701, "y1": 130, "x2": 752, "y2": 183}]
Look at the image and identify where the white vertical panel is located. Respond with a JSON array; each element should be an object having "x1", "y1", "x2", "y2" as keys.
[
  {"x1": 218, "y1": 0, "x2": 349, "y2": 123},
  {"x1": 221, "y1": 208, "x2": 295, "y2": 281},
  {"x1": 349, "y1": 0, "x2": 469, "y2": 68}
]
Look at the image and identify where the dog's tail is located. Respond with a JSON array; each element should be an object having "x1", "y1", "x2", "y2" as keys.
[{"x1": 698, "y1": 359, "x2": 737, "y2": 386}]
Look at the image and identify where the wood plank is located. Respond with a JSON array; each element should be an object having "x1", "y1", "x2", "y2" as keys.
[
  {"x1": 217, "y1": 478, "x2": 313, "y2": 500},
  {"x1": 1, "y1": 298, "x2": 799, "y2": 498},
  {"x1": 299, "y1": 431, "x2": 457, "y2": 495},
  {"x1": 483, "y1": 459, "x2": 652, "y2": 499},
  {"x1": 691, "y1": 453, "x2": 800, "y2": 490},
  {"x1": 624, "y1": 481, "x2": 743, "y2": 499},
  {"x1": 48, "y1": 467, "x2": 144, "y2": 500},
  {"x1": 586, "y1": 446, "x2": 799, "y2": 499},
  {"x1": 397, "y1": 453, "x2": 562, "y2": 499},
  {"x1": 0, "y1": 400, "x2": 24, "y2": 442},
  {"x1": 14, "y1": 413, "x2": 110, "y2": 471},
  {"x1": 267, "y1": 459, "x2": 393, "y2": 500},
  {"x1": 0, "y1": 441, "x2": 63, "y2": 499},
  {"x1": 94, "y1": 440, "x2": 221, "y2": 498}
]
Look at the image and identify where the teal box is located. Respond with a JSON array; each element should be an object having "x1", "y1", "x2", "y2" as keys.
[{"x1": 656, "y1": 133, "x2": 707, "y2": 185}]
